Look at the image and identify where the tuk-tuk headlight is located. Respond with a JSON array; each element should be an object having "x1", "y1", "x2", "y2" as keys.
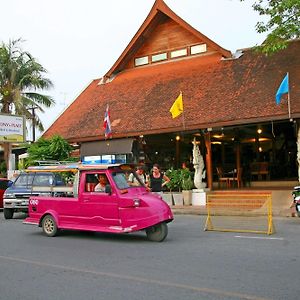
[{"x1": 133, "y1": 198, "x2": 140, "y2": 207}]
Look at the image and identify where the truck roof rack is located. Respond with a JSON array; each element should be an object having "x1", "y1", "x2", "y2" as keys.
[
  {"x1": 35, "y1": 160, "x2": 62, "y2": 166},
  {"x1": 26, "y1": 163, "x2": 135, "y2": 173}
]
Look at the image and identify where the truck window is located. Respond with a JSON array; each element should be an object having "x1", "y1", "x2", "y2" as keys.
[
  {"x1": 94, "y1": 174, "x2": 109, "y2": 192},
  {"x1": 85, "y1": 173, "x2": 100, "y2": 192},
  {"x1": 54, "y1": 173, "x2": 66, "y2": 186},
  {"x1": 33, "y1": 174, "x2": 54, "y2": 186},
  {"x1": 14, "y1": 173, "x2": 34, "y2": 187}
]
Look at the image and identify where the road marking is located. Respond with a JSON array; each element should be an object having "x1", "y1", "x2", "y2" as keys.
[
  {"x1": 0, "y1": 255, "x2": 270, "y2": 300},
  {"x1": 235, "y1": 235, "x2": 284, "y2": 240}
]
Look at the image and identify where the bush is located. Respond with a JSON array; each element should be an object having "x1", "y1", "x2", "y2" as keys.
[
  {"x1": 181, "y1": 169, "x2": 194, "y2": 190},
  {"x1": 165, "y1": 168, "x2": 194, "y2": 191},
  {"x1": 165, "y1": 168, "x2": 182, "y2": 192},
  {"x1": 182, "y1": 175, "x2": 194, "y2": 190}
]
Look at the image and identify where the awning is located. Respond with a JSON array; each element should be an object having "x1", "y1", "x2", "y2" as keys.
[{"x1": 80, "y1": 138, "x2": 134, "y2": 156}]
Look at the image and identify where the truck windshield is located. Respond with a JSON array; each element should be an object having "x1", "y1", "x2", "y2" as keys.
[
  {"x1": 112, "y1": 172, "x2": 131, "y2": 189},
  {"x1": 14, "y1": 173, "x2": 34, "y2": 187}
]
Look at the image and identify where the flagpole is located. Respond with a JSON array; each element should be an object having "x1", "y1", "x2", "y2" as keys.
[
  {"x1": 287, "y1": 72, "x2": 292, "y2": 121},
  {"x1": 181, "y1": 91, "x2": 185, "y2": 130}
]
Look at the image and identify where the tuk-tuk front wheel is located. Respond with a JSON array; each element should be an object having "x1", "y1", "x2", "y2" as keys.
[
  {"x1": 42, "y1": 215, "x2": 58, "y2": 237},
  {"x1": 146, "y1": 222, "x2": 168, "y2": 242}
]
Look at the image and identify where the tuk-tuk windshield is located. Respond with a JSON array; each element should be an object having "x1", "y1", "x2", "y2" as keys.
[
  {"x1": 112, "y1": 172, "x2": 130, "y2": 189},
  {"x1": 112, "y1": 171, "x2": 145, "y2": 189}
]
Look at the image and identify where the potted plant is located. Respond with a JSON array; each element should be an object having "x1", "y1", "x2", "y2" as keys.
[
  {"x1": 181, "y1": 169, "x2": 194, "y2": 205},
  {"x1": 165, "y1": 168, "x2": 183, "y2": 206}
]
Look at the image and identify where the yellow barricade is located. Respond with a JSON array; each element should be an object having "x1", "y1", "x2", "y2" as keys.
[{"x1": 204, "y1": 191, "x2": 275, "y2": 235}]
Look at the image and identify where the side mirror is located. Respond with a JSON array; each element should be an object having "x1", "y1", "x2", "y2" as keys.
[
  {"x1": 105, "y1": 184, "x2": 112, "y2": 195},
  {"x1": 7, "y1": 180, "x2": 13, "y2": 188}
]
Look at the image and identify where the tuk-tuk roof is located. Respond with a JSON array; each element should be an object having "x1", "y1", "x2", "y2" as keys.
[{"x1": 26, "y1": 163, "x2": 134, "y2": 173}]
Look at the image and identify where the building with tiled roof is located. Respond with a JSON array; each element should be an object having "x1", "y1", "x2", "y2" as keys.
[{"x1": 43, "y1": 0, "x2": 300, "y2": 188}]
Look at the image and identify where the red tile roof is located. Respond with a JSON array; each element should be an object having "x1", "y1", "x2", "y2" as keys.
[{"x1": 43, "y1": 40, "x2": 300, "y2": 142}]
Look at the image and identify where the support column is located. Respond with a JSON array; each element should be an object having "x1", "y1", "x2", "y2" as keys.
[
  {"x1": 236, "y1": 142, "x2": 241, "y2": 170},
  {"x1": 204, "y1": 132, "x2": 213, "y2": 190},
  {"x1": 175, "y1": 135, "x2": 181, "y2": 168}
]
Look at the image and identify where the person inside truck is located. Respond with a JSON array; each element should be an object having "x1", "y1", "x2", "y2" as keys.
[{"x1": 94, "y1": 174, "x2": 109, "y2": 192}]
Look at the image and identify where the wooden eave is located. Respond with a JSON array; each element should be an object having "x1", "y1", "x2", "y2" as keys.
[{"x1": 104, "y1": 0, "x2": 231, "y2": 80}]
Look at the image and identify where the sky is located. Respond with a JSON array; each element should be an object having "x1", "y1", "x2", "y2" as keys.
[{"x1": 0, "y1": 0, "x2": 268, "y2": 140}]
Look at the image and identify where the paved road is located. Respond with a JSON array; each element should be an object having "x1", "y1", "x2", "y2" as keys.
[{"x1": 0, "y1": 212, "x2": 300, "y2": 300}]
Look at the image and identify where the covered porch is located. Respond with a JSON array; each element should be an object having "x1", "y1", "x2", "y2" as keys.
[{"x1": 138, "y1": 119, "x2": 299, "y2": 190}]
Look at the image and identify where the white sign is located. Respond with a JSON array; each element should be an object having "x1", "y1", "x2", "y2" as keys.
[{"x1": 0, "y1": 113, "x2": 25, "y2": 142}]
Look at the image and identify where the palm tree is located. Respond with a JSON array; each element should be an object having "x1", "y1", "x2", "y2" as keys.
[{"x1": 0, "y1": 38, "x2": 55, "y2": 171}]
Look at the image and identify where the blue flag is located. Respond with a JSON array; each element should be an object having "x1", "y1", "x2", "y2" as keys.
[{"x1": 275, "y1": 73, "x2": 289, "y2": 105}]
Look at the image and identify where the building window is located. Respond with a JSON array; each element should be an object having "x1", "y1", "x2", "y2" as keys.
[
  {"x1": 170, "y1": 48, "x2": 187, "y2": 59},
  {"x1": 191, "y1": 44, "x2": 207, "y2": 55},
  {"x1": 134, "y1": 56, "x2": 149, "y2": 66},
  {"x1": 151, "y1": 52, "x2": 167, "y2": 63}
]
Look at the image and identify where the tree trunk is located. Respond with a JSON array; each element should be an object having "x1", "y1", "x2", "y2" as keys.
[
  {"x1": 2, "y1": 143, "x2": 10, "y2": 175},
  {"x1": 1, "y1": 101, "x2": 12, "y2": 176}
]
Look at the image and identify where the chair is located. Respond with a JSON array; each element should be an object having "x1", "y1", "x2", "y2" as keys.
[
  {"x1": 250, "y1": 162, "x2": 269, "y2": 180},
  {"x1": 229, "y1": 168, "x2": 243, "y2": 188},
  {"x1": 216, "y1": 167, "x2": 230, "y2": 188}
]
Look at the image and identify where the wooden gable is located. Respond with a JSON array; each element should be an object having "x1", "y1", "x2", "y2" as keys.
[
  {"x1": 104, "y1": 0, "x2": 231, "y2": 80},
  {"x1": 138, "y1": 17, "x2": 201, "y2": 53}
]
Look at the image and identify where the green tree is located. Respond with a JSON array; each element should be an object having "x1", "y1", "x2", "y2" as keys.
[
  {"x1": 243, "y1": 0, "x2": 300, "y2": 54},
  {"x1": 27, "y1": 135, "x2": 73, "y2": 165},
  {"x1": 0, "y1": 38, "x2": 55, "y2": 168}
]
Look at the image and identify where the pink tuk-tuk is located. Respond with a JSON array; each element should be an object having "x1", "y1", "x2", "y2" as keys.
[{"x1": 24, "y1": 164, "x2": 173, "y2": 242}]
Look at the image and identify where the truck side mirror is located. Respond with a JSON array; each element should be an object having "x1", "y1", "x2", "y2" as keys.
[
  {"x1": 7, "y1": 180, "x2": 13, "y2": 187},
  {"x1": 105, "y1": 184, "x2": 112, "y2": 195}
]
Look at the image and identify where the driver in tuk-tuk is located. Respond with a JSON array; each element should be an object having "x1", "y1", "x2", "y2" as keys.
[{"x1": 94, "y1": 174, "x2": 109, "y2": 192}]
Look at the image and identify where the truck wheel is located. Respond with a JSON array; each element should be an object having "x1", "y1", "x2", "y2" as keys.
[
  {"x1": 42, "y1": 215, "x2": 58, "y2": 237},
  {"x1": 3, "y1": 208, "x2": 14, "y2": 219},
  {"x1": 146, "y1": 222, "x2": 168, "y2": 242}
]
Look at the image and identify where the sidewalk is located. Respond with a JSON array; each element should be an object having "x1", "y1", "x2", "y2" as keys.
[{"x1": 170, "y1": 189, "x2": 294, "y2": 217}]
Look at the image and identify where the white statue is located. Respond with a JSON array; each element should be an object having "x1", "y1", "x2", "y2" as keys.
[
  {"x1": 297, "y1": 128, "x2": 300, "y2": 183},
  {"x1": 192, "y1": 138, "x2": 206, "y2": 189}
]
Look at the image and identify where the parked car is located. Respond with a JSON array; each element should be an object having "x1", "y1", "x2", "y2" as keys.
[
  {"x1": 3, "y1": 172, "x2": 66, "y2": 219},
  {"x1": 0, "y1": 178, "x2": 12, "y2": 209}
]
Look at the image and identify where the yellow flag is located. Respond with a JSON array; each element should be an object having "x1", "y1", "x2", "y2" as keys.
[{"x1": 169, "y1": 92, "x2": 183, "y2": 118}]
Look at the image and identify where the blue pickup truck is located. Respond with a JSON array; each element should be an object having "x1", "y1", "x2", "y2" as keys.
[{"x1": 3, "y1": 172, "x2": 66, "y2": 219}]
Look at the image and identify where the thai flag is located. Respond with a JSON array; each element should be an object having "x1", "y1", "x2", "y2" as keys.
[{"x1": 103, "y1": 105, "x2": 112, "y2": 138}]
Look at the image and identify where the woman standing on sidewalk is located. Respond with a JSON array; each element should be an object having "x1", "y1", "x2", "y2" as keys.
[{"x1": 148, "y1": 164, "x2": 170, "y2": 195}]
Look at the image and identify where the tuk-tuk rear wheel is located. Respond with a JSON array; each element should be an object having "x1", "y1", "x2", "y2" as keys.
[
  {"x1": 42, "y1": 215, "x2": 58, "y2": 237},
  {"x1": 146, "y1": 222, "x2": 168, "y2": 242}
]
